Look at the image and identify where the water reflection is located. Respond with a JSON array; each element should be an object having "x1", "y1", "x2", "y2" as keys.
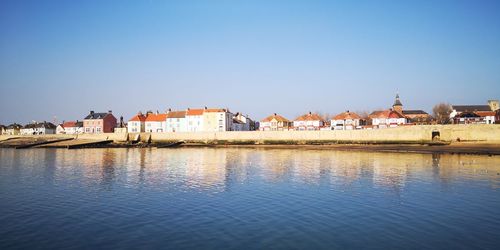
[{"x1": 4, "y1": 148, "x2": 498, "y2": 193}]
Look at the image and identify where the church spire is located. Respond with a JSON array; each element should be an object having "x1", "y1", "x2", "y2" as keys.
[{"x1": 392, "y1": 93, "x2": 403, "y2": 113}]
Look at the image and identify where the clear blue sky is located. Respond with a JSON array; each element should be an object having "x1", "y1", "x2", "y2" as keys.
[{"x1": 1, "y1": 0, "x2": 499, "y2": 124}]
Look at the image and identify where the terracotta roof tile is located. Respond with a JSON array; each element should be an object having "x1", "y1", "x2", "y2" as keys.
[
  {"x1": 129, "y1": 113, "x2": 147, "y2": 122},
  {"x1": 204, "y1": 108, "x2": 228, "y2": 113},
  {"x1": 62, "y1": 121, "x2": 83, "y2": 128},
  {"x1": 146, "y1": 113, "x2": 167, "y2": 122},
  {"x1": 186, "y1": 109, "x2": 204, "y2": 116},
  {"x1": 295, "y1": 113, "x2": 324, "y2": 121},
  {"x1": 166, "y1": 111, "x2": 186, "y2": 118},
  {"x1": 475, "y1": 111, "x2": 496, "y2": 117},
  {"x1": 332, "y1": 111, "x2": 361, "y2": 120},
  {"x1": 261, "y1": 114, "x2": 291, "y2": 122}
]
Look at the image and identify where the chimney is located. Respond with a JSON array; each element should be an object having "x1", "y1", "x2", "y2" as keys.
[
  {"x1": 204, "y1": 106, "x2": 207, "y2": 110},
  {"x1": 309, "y1": 111, "x2": 312, "y2": 115},
  {"x1": 274, "y1": 113, "x2": 277, "y2": 116},
  {"x1": 108, "y1": 110, "x2": 112, "y2": 114},
  {"x1": 187, "y1": 108, "x2": 190, "y2": 111},
  {"x1": 90, "y1": 110, "x2": 94, "y2": 115}
]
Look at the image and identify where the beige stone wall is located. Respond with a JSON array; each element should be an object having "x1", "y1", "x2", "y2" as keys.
[
  {"x1": 1, "y1": 124, "x2": 499, "y2": 144},
  {"x1": 146, "y1": 124, "x2": 500, "y2": 143}
]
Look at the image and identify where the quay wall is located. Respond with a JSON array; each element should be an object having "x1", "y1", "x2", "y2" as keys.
[
  {"x1": 144, "y1": 124, "x2": 500, "y2": 143},
  {"x1": 1, "y1": 125, "x2": 499, "y2": 144}
]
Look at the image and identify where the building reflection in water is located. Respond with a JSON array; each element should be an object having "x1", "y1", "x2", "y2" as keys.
[{"x1": 37, "y1": 148, "x2": 500, "y2": 192}]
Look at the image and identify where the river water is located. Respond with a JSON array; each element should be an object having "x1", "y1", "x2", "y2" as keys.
[{"x1": 0, "y1": 148, "x2": 499, "y2": 249}]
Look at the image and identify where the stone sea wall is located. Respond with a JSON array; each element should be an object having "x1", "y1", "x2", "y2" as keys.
[
  {"x1": 144, "y1": 124, "x2": 500, "y2": 144},
  {"x1": 1, "y1": 125, "x2": 499, "y2": 144}
]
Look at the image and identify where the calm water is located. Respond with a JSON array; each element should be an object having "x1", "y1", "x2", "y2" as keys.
[{"x1": 0, "y1": 148, "x2": 499, "y2": 250}]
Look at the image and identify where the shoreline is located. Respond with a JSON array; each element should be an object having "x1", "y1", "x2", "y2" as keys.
[{"x1": 0, "y1": 140, "x2": 500, "y2": 156}]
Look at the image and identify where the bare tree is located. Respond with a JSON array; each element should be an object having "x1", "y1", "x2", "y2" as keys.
[
  {"x1": 355, "y1": 110, "x2": 371, "y2": 125},
  {"x1": 432, "y1": 103, "x2": 452, "y2": 124}
]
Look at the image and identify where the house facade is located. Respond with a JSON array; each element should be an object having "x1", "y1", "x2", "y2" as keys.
[
  {"x1": 369, "y1": 110, "x2": 407, "y2": 128},
  {"x1": 259, "y1": 113, "x2": 293, "y2": 131},
  {"x1": 21, "y1": 122, "x2": 56, "y2": 135},
  {"x1": 331, "y1": 111, "x2": 363, "y2": 130},
  {"x1": 453, "y1": 111, "x2": 496, "y2": 124},
  {"x1": 186, "y1": 108, "x2": 205, "y2": 132},
  {"x1": 293, "y1": 112, "x2": 324, "y2": 131},
  {"x1": 450, "y1": 100, "x2": 499, "y2": 124},
  {"x1": 202, "y1": 108, "x2": 233, "y2": 132},
  {"x1": 83, "y1": 110, "x2": 117, "y2": 134},
  {"x1": 166, "y1": 110, "x2": 187, "y2": 132},
  {"x1": 231, "y1": 113, "x2": 254, "y2": 131},
  {"x1": 402, "y1": 110, "x2": 432, "y2": 125},
  {"x1": 145, "y1": 112, "x2": 167, "y2": 132},
  {"x1": 4, "y1": 124, "x2": 22, "y2": 135},
  {"x1": 127, "y1": 112, "x2": 147, "y2": 133},
  {"x1": 56, "y1": 121, "x2": 84, "y2": 134}
]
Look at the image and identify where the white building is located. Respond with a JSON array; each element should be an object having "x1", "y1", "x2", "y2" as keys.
[
  {"x1": 4, "y1": 124, "x2": 22, "y2": 135},
  {"x1": 21, "y1": 122, "x2": 56, "y2": 135},
  {"x1": 202, "y1": 108, "x2": 234, "y2": 132},
  {"x1": 293, "y1": 112, "x2": 325, "y2": 131},
  {"x1": 186, "y1": 108, "x2": 205, "y2": 132},
  {"x1": 127, "y1": 112, "x2": 146, "y2": 133},
  {"x1": 56, "y1": 121, "x2": 84, "y2": 134},
  {"x1": 369, "y1": 110, "x2": 407, "y2": 128},
  {"x1": 259, "y1": 113, "x2": 293, "y2": 131},
  {"x1": 331, "y1": 111, "x2": 363, "y2": 130},
  {"x1": 145, "y1": 112, "x2": 167, "y2": 133},
  {"x1": 450, "y1": 100, "x2": 499, "y2": 124},
  {"x1": 231, "y1": 113, "x2": 254, "y2": 131},
  {"x1": 166, "y1": 110, "x2": 187, "y2": 132}
]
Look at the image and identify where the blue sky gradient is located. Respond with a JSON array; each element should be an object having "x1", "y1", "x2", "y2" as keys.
[{"x1": 1, "y1": 0, "x2": 499, "y2": 124}]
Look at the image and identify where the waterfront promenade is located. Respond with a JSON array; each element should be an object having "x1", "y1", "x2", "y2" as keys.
[{"x1": 1, "y1": 125, "x2": 499, "y2": 155}]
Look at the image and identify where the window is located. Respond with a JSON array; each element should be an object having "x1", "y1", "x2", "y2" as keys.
[{"x1": 96, "y1": 127, "x2": 102, "y2": 133}]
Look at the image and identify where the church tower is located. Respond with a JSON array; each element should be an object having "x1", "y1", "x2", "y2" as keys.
[{"x1": 392, "y1": 93, "x2": 403, "y2": 113}]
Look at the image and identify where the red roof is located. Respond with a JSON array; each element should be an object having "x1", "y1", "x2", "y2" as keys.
[
  {"x1": 129, "y1": 113, "x2": 147, "y2": 122},
  {"x1": 476, "y1": 111, "x2": 496, "y2": 117},
  {"x1": 186, "y1": 109, "x2": 204, "y2": 116},
  {"x1": 261, "y1": 113, "x2": 291, "y2": 122},
  {"x1": 295, "y1": 112, "x2": 324, "y2": 121},
  {"x1": 333, "y1": 111, "x2": 361, "y2": 120},
  {"x1": 369, "y1": 110, "x2": 405, "y2": 119},
  {"x1": 204, "y1": 108, "x2": 228, "y2": 113},
  {"x1": 61, "y1": 121, "x2": 82, "y2": 128},
  {"x1": 166, "y1": 111, "x2": 186, "y2": 118},
  {"x1": 146, "y1": 113, "x2": 167, "y2": 122}
]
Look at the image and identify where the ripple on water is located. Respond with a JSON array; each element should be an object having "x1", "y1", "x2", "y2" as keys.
[{"x1": 0, "y1": 148, "x2": 499, "y2": 249}]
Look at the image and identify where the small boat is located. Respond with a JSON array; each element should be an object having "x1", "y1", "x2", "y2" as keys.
[{"x1": 157, "y1": 141, "x2": 184, "y2": 148}]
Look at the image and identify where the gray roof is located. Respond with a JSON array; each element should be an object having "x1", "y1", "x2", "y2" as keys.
[
  {"x1": 402, "y1": 110, "x2": 428, "y2": 115},
  {"x1": 7, "y1": 123, "x2": 23, "y2": 129},
  {"x1": 393, "y1": 94, "x2": 403, "y2": 106},
  {"x1": 452, "y1": 105, "x2": 491, "y2": 112},
  {"x1": 85, "y1": 112, "x2": 110, "y2": 120},
  {"x1": 23, "y1": 122, "x2": 56, "y2": 129}
]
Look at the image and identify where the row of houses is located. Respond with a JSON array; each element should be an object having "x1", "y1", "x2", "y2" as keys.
[
  {"x1": 0, "y1": 122, "x2": 57, "y2": 135},
  {"x1": 260, "y1": 94, "x2": 430, "y2": 130},
  {"x1": 259, "y1": 95, "x2": 500, "y2": 131},
  {"x1": 0, "y1": 111, "x2": 118, "y2": 135},
  {"x1": 0, "y1": 108, "x2": 255, "y2": 135},
  {"x1": 126, "y1": 108, "x2": 255, "y2": 133},
  {"x1": 2, "y1": 96, "x2": 499, "y2": 135}
]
